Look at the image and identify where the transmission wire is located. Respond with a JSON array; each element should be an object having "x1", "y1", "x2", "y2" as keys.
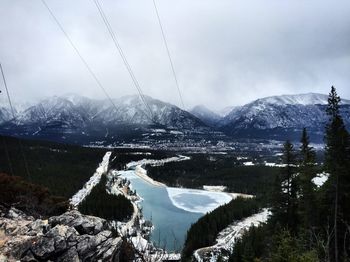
[
  {"x1": 0, "y1": 63, "x2": 31, "y2": 179},
  {"x1": 40, "y1": 0, "x2": 119, "y2": 113},
  {"x1": 152, "y1": 0, "x2": 185, "y2": 109},
  {"x1": 92, "y1": 0, "x2": 156, "y2": 123}
]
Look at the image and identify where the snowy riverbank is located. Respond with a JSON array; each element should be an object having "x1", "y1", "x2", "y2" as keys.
[
  {"x1": 126, "y1": 155, "x2": 190, "y2": 188},
  {"x1": 69, "y1": 151, "x2": 111, "y2": 207},
  {"x1": 135, "y1": 165, "x2": 166, "y2": 187},
  {"x1": 194, "y1": 209, "x2": 271, "y2": 261},
  {"x1": 126, "y1": 155, "x2": 190, "y2": 169}
]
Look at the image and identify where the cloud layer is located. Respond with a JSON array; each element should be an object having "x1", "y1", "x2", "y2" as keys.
[{"x1": 0, "y1": 0, "x2": 350, "y2": 110}]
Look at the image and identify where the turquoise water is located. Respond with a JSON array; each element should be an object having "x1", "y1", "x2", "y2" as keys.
[{"x1": 120, "y1": 171, "x2": 203, "y2": 251}]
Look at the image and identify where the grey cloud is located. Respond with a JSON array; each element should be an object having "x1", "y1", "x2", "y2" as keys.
[{"x1": 0, "y1": 0, "x2": 349, "y2": 111}]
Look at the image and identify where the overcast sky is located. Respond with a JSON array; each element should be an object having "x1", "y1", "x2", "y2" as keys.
[{"x1": 0, "y1": 0, "x2": 350, "y2": 110}]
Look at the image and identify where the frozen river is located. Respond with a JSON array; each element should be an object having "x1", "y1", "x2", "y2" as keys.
[{"x1": 119, "y1": 170, "x2": 232, "y2": 251}]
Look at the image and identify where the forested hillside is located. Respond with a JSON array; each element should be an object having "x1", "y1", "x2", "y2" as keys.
[
  {"x1": 0, "y1": 135, "x2": 105, "y2": 198},
  {"x1": 182, "y1": 198, "x2": 260, "y2": 260},
  {"x1": 230, "y1": 87, "x2": 350, "y2": 261},
  {"x1": 147, "y1": 157, "x2": 281, "y2": 195}
]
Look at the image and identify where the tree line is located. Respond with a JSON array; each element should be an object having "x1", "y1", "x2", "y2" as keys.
[{"x1": 147, "y1": 157, "x2": 282, "y2": 196}]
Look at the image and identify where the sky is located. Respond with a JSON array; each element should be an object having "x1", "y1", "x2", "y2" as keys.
[{"x1": 0, "y1": 0, "x2": 350, "y2": 111}]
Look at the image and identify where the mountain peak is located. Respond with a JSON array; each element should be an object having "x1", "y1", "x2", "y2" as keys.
[
  {"x1": 253, "y1": 93, "x2": 350, "y2": 106},
  {"x1": 190, "y1": 105, "x2": 221, "y2": 127}
]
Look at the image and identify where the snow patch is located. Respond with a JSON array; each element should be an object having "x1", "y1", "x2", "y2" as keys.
[
  {"x1": 203, "y1": 185, "x2": 227, "y2": 192},
  {"x1": 264, "y1": 162, "x2": 287, "y2": 167},
  {"x1": 69, "y1": 151, "x2": 111, "y2": 207},
  {"x1": 126, "y1": 155, "x2": 190, "y2": 169},
  {"x1": 312, "y1": 172, "x2": 329, "y2": 187}
]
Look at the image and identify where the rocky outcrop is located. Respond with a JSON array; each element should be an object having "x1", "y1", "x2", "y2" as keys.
[{"x1": 0, "y1": 206, "x2": 122, "y2": 262}]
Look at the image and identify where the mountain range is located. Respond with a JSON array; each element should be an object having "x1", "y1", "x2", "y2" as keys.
[
  {"x1": 0, "y1": 94, "x2": 209, "y2": 144},
  {"x1": 1, "y1": 93, "x2": 349, "y2": 144}
]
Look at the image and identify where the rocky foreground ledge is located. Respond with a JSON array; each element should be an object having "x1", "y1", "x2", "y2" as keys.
[{"x1": 0, "y1": 205, "x2": 122, "y2": 262}]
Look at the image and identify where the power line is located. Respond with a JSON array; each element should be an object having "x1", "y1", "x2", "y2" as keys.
[
  {"x1": 0, "y1": 63, "x2": 31, "y2": 179},
  {"x1": 40, "y1": 0, "x2": 119, "y2": 113},
  {"x1": 152, "y1": 0, "x2": 185, "y2": 109},
  {"x1": 92, "y1": 0, "x2": 155, "y2": 123},
  {"x1": 41, "y1": 0, "x2": 156, "y2": 124},
  {"x1": 0, "y1": 64, "x2": 15, "y2": 117}
]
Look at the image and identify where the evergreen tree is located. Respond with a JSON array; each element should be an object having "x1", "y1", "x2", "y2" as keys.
[
  {"x1": 298, "y1": 128, "x2": 318, "y2": 230},
  {"x1": 324, "y1": 86, "x2": 350, "y2": 261},
  {"x1": 271, "y1": 141, "x2": 299, "y2": 233}
]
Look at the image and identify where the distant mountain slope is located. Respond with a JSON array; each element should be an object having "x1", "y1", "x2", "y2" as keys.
[
  {"x1": 0, "y1": 105, "x2": 12, "y2": 123},
  {"x1": 0, "y1": 94, "x2": 209, "y2": 144},
  {"x1": 190, "y1": 105, "x2": 221, "y2": 127},
  {"x1": 216, "y1": 106, "x2": 240, "y2": 117},
  {"x1": 220, "y1": 93, "x2": 350, "y2": 141}
]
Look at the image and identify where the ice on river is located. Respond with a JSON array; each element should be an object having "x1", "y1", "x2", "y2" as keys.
[{"x1": 166, "y1": 187, "x2": 232, "y2": 214}]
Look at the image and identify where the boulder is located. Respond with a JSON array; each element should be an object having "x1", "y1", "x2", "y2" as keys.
[
  {"x1": 49, "y1": 210, "x2": 106, "y2": 235},
  {"x1": 0, "y1": 206, "x2": 122, "y2": 262}
]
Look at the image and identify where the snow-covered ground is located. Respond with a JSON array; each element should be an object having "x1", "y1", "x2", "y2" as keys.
[
  {"x1": 135, "y1": 165, "x2": 166, "y2": 187},
  {"x1": 167, "y1": 187, "x2": 233, "y2": 214},
  {"x1": 203, "y1": 185, "x2": 227, "y2": 192},
  {"x1": 194, "y1": 209, "x2": 271, "y2": 261},
  {"x1": 243, "y1": 161, "x2": 288, "y2": 167},
  {"x1": 215, "y1": 209, "x2": 270, "y2": 251},
  {"x1": 131, "y1": 235, "x2": 181, "y2": 261},
  {"x1": 126, "y1": 155, "x2": 190, "y2": 169},
  {"x1": 69, "y1": 151, "x2": 111, "y2": 207},
  {"x1": 264, "y1": 162, "x2": 288, "y2": 167},
  {"x1": 312, "y1": 172, "x2": 329, "y2": 187}
]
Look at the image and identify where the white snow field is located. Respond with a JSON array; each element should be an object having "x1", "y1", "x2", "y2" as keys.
[
  {"x1": 69, "y1": 151, "x2": 112, "y2": 207},
  {"x1": 166, "y1": 187, "x2": 233, "y2": 214}
]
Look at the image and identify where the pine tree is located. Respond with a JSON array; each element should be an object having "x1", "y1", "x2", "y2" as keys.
[
  {"x1": 271, "y1": 141, "x2": 299, "y2": 233},
  {"x1": 298, "y1": 128, "x2": 317, "y2": 230},
  {"x1": 324, "y1": 86, "x2": 350, "y2": 261}
]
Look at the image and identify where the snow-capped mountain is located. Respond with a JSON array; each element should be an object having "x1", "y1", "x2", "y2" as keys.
[
  {"x1": 0, "y1": 94, "x2": 208, "y2": 144},
  {"x1": 190, "y1": 105, "x2": 221, "y2": 127},
  {"x1": 15, "y1": 96, "x2": 89, "y2": 126},
  {"x1": 252, "y1": 93, "x2": 332, "y2": 106},
  {"x1": 220, "y1": 93, "x2": 350, "y2": 141},
  {"x1": 2, "y1": 92, "x2": 350, "y2": 143}
]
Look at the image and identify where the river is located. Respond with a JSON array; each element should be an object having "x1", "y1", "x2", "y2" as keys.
[{"x1": 119, "y1": 170, "x2": 232, "y2": 251}]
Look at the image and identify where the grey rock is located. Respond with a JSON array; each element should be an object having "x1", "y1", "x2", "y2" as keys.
[
  {"x1": 31, "y1": 235, "x2": 56, "y2": 259},
  {"x1": 57, "y1": 248, "x2": 80, "y2": 262},
  {"x1": 1, "y1": 206, "x2": 123, "y2": 262},
  {"x1": 49, "y1": 210, "x2": 107, "y2": 235}
]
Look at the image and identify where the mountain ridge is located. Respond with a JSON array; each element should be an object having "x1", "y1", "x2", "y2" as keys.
[{"x1": 1, "y1": 92, "x2": 350, "y2": 143}]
